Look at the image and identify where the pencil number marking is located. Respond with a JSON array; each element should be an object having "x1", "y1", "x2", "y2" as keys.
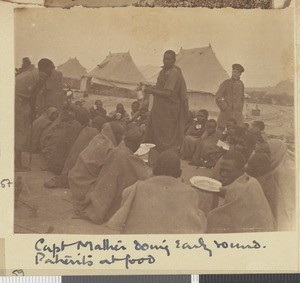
[
  {"x1": 1, "y1": 179, "x2": 13, "y2": 189},
  {"x1": 12, "y1": 269, "x2": 25, "y2": 276}
]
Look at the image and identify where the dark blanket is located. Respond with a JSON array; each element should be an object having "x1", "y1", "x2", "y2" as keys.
[
  {"x1": 47, "y1": 120, "x2": 83, "y2": 174},
  {"x1": 145, "y1": 66, "x2": 188, "y2": 152}
]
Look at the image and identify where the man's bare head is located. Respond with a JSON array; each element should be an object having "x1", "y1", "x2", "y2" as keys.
[
  {"x1": 206, "y1": 119, "x2": 217, "y2": 136},
  {"x1": 95, "y1": 100, "x2": 103, "y2": 108},
  {"x1": 109, "y1": 121, "x2": 126, "y2": 145},
  {"x1": 153, "y1": 149, "x2": 181, "y2": 178},
  {"x1": 92, "y1": 116, "x2": 107, "y2": 132},
  {"x1": 124, "y1": 129, "x2": 143, "y2": 153},
  {"x1": 131, "y1": 101, "x2": 140, "y2": 113},
  {"x1": 163, "y1": 50, "x2": 176, "y2": 69},
  {"x1": 38, "y1": 58, "x2": 55, "y2": 76}
]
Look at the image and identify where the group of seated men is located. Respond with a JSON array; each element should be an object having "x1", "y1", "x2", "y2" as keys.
[
  {"x1": 29, "y1": 99, "x2": 149, "y2": 185},
  {"x1": 179, "y1": 111, "x2": 295, "y2": 232},
  {"x1": 181, "y1": 111, "x2": 263, "y2": 168},
  {"x1": 28, "y1": 99, "x2": 295, "y2": 234}
]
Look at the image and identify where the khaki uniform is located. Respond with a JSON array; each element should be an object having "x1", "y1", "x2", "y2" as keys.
[{"x1": 215, "y1": 78, "x2": 244, "y2": 129}]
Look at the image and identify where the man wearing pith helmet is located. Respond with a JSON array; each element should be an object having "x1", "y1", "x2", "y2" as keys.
[{"x1": 215, "y1": 63, "x2": 245, "y2": 131}]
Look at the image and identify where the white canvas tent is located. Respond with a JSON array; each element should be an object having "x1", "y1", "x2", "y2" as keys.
[
  {"x1": 144, "y1": 45, "x2": 230, "y2": 113},
  {"x1": 57, "y1": 57, "x2": 87, "y2": 89},
  {"x1": 176, "y1": 45, "x2": 229, "y2": 94},
  {"x1": 81, "y1": 52, "x2": 146, "y2": 92},
  {"x1": 139, "y1": 65, "x2": 162, "y2": 82}
]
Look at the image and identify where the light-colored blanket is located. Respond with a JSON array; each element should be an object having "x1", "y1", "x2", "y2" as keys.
[
  {"x1": 105, "y1": 176, "x2": 207, "y2": 234},
  {"x1": 262, "y1": 139, "x2": 296, "y2": 231},
  {"x1": 79, "y1": 142, "x2": 150, "y2": 225},
  {"x1": 207, "y1": 174, "x2": 275, "y2": 233},
  {"x1": 68, "y1": 124, "x2": 117, "y2": 201}
]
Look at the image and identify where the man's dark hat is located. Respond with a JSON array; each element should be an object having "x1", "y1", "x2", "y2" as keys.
[{"x1": 232, "y1": 63, "x2": 244, "y2": 73}]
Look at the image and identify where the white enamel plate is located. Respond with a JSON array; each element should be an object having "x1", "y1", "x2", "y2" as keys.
[
  {"x1": 135, "y1": 143, "x2": 156, "y2": 156},
  {"x1": 190, "y1": 176, "x2": 222, "y2": 192}
]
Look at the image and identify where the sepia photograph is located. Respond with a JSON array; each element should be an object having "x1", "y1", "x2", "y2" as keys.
[{"x1": 13, "y1": 6, "x2": 295, "y2": 236}]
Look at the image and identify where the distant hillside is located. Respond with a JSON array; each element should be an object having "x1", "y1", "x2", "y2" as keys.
[
  {"x1": 246, "y1": 80, "x2": 294, "y2": 106},
  {"x1": 246, "y1": 80, "x2": 294, "y2": 96}
]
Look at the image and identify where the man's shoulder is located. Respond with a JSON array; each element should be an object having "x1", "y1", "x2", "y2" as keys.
[
  {"x1": 246, "y1": 174, "x2": 262, "y2": 188},
  {"x1": 16, "y1": 66, "x2": 39, "y2": 80},
  {"x1": 234, "y1": 174, "x2": 262, "y2": 190},
  {"x1": 160, "y1": 66, "x2": 181, "y2": 76},
  {"x1": 52, "y1": 70, "x2": 63, "y2": 78},
  {"x1": 219, "y1": 78, "x2": 244, "y2": 89},
  {"x1": 235, "y1": 79, "x2": 244, "y2": 86},
  {"x1": 144, "y1": 176, "x2": 197, "y2": 192},
  {"x1": 170, "y1": 66, "x2": 182, "y2": 75},
  {"x1": 221, "y1": 78, "x2": 233, "y2": 85}
]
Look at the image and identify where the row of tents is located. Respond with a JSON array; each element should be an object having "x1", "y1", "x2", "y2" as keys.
[{"x1": 56, "y1": 45, "x2": 230, "y2": 112}]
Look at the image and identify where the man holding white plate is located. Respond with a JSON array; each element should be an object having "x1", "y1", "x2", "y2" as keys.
[{"x1": 207, "y1": 151, "x2": 275, "y2": 233}]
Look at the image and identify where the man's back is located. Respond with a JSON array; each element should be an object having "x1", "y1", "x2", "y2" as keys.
[
  {"x1": 15, "y1": 66, "x2": 39, "y2": 98},
  {"x1": 113, "y1": 176, "x2": 207, "y2": 234}
]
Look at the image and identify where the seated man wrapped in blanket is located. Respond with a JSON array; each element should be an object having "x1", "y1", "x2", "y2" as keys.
[
  {"x1": 71, "y1": 128, "x2": 150, "y2": 225},
  {"x1": 105, "y1": 150, "x2": 207, "y2": 234},
  {"x1": 29, "y1": 106, "x2": 59, "y2": 153},
  {"x1": 190, "y1": 119, "x2": 222, "y2": 167},
  {"x1": 246, "y1": 139, "x2": 295, "y2": 231},
  {"x1": 69, "y1": 121, "x2": 126, "y2": 201},
  {"x1": 39, "y1": 104, "x2": 90, "y2": 172},
  {"x1": 47, "y1": 106, "x2": 91, "y2": 174},
  {"x1": 207, "y1": 151, "x2": 275, "y2": 233},
  {"x1": 180, "y1": 109, "x2": 208, "y2": 160},
  {"x1": 44, "y1": 116, "x2": 107, "y2": 188}
]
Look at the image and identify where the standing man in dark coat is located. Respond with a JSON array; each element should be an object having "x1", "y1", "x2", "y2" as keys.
[
  {"x1": 216, "y1": 64, "x2": 245, "y2": 130},
  {"x1": 144, "y1": 50, "x2": 189, "y2": 152}
]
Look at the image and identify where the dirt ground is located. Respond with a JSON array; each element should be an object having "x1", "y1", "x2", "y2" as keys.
[
  {"x1": 14, "y1": 155, "x2": 216, "y2": 234},
  {"x1": 14, "y1": 92, "x2": 295, "y2": 234}
]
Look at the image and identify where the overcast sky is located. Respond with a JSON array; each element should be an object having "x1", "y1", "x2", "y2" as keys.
[{"x1": 15, "y1": 7, "x2": 294, "y2": 87}]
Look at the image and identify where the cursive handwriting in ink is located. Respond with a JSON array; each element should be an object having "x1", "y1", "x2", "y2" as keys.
[
  {"x1": 214, "y1": 240, "x2": 264, "y2": 249},
  {"x1": 99, "y1": 254, "x2": 155, "y2": 269},
  {"x1": 133, "y1": 240, "x2": 170, "y2": 256},
  {"x1": 175, "y1": 237, "x2": 213, "y2": 257},
  {"x1": 35, "y1": 238, "x2": 126, "y2": 258},
  {"x1": 1, "y1": 178, "x2": 13, "y2": 188},
  {"x1": 35, "y1": 252, "x2": 94, "y2": 266}
]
